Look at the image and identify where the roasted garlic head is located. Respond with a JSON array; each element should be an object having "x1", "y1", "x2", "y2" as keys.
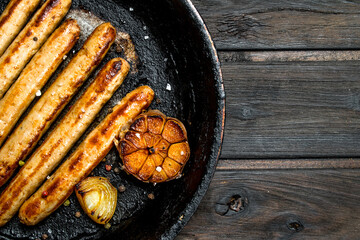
[{"x1": 115, "y1": 110, "x2": 190, "y2": 183}]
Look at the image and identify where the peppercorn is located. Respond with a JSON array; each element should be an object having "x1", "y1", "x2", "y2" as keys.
[
  {"x1": 63, "y1": 199, "x2": 70, "y2": 207},
  {"x1": 104, "y1": 223, "x2": 111, "y2": 229},
  {"x1": 118, "y1": 185, "x2": 126, "y2": 192},
  {"x1": 148, "y1": 193, "x2": 155, "y2": 200},
  {"x1": 41, "y1": 191, "x2": 48, "y2": 198},
  {"x1": 105, "y1": 164, "x2": 112, "y2": 171}
]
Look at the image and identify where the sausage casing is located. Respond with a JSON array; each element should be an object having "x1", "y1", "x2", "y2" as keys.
[
  {"x1": 19, "y1": 86, "x2": 154, "y2": 226},
  {"x1": 0, "y1": 0, "x2": 42, "y2": 56},
  {"x1": 0, "y1": 58, "x2": 129, "y2": 226},
  {"x1": 0, "y1": 0, "x2": 72, "y2": 98},
  {"x1": 0, "y1": 18, "x2": 80, "y2": 147},
  {"x1": 0, "y1": 22, "x2": 116, "y2": 188}
]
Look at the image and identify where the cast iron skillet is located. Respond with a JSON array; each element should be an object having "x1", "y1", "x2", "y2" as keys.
[{"x1": 0, "y1": 0, "x2": 225, "y2": 239}]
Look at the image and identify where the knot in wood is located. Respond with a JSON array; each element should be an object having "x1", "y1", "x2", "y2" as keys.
[
  {"x1": 215, "y1": 193, "x2": 248, "y2": 216},
  {"x1": 287, "y1": 220, "x2": 304, "y2": 232},
  {"x1": 227, "y1": 194, "x2": 243, "y2": 212}
]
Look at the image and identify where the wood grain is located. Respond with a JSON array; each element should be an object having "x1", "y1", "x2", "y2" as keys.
[
  {"x1": 216, "y1": 158, "x2": 360, "y2": 170},
  {"x1": 220, "y1": 52, "x2": 360, "y2": 159},
  {"x1": 192, "y1": 0, "x2": 360, "y2": 50},
  {"x1": 180, "y1": 1, "x2": 360, "y2": 239},
  {"x1": 220, "y1": 50, "x2": 360, "y2": 62},
  {"x1": 178, "y1": 169, "x2": 360, "y2": 239}
]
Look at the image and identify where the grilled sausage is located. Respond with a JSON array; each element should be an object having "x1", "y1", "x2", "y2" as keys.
[
  {"x1": 0, "y1": 58, "x2": 130, "y2": 226},
  {"x1": 0, "y1": 0, "x2": 72, "y2": 98},
  {"x1": 0, "y1": 22, "x2": 116, "y2": 188},
  {"x1": 0, "y1": 0, "x2": 42, "y2": 56},
  {"x1": 19, "y1": 86, "x2": 154, "y2": 226},
  {"x1": 0, "y1": 18, "x2": 80, "y2": 147}
]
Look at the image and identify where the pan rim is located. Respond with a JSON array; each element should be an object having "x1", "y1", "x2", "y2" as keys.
[{"x1": 159, "y1": 0, "x2": 225, "y2": 239}]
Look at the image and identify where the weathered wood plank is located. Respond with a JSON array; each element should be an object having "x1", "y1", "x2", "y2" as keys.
[
  {"x1": 178, "y1": 169, "x2": 360, "y2": 239},
  {"x1": 193, "y1": 0, "x2": 360, "y2": 50},
  {"x1": 220, "y1": 53, "x2": 360, "y2": 159},
  {"x1": 220, "y1": 50, "x2": 360, "y2": 62},
  {"x1": 217, "y1": 158, "x2": 360, "y2": 170}
]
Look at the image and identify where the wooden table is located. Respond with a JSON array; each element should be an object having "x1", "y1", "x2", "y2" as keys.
[{"x1": 178, "y1": 1, "x2": 360, "y2": 239}]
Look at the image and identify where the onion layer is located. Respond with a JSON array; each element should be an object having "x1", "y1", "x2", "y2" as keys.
[{"x1": 75, "y1": 177, "x2": 117, "y2": 224}]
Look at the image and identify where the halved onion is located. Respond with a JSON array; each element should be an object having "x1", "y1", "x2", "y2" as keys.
[{"x1": 75, "y1": 177, "x2": 117, "y2": 224}]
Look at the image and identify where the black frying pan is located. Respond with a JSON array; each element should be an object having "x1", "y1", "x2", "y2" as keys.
[{"x1": 0, "y1": 0, "x2": 225, "y2": 239}]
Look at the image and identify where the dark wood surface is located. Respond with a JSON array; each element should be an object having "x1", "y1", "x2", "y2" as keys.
[{"x1": 178, "y1": 1, "x2": 360, "y2": 239}]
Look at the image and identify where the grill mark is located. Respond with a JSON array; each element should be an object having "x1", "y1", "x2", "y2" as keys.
[
  {"x1": 2, "y1": 137, "x2": 65, "y2": 208},
  {"x1": 71, "y1": 35, "x2": 118, "y2": 116},
  {"x1": 85, "y1": 95, "x2": 97, "y2": 108},
  {"x1": 0, "y1": 0, "x2": 67, "y2": 68},
  {"x1": 45, "y1": 177, "x2": 61, "y2": 196},
  {"x1": 10, "y1": 178, "x2": 27, "y2": 201},
  {"x1": 25, "y1": 29, "x2": 33, "y2": 37},
  {"x1": 3, "y1": 28, "x2": 29, "y2": 57},
  {"x1": 89, "y1": 135, "x2": 99, "y2": 145},
  {"x1": 16, "y1": 95, "x2": 70, "y2": 163},
  {"x1": 70, "y1": 76, "x2": 86, "y2": 89},
  {"x1": 2, "y1": 0, "x2": 64, "y2": 59},
  {"x1": 23, "y1": 198, "x2": 40, "y2": 217},
  {"x1": 7, "y1": 41, "x2": 21, "y2": 55},
  {"x1": 68, "y1": 28, "x2": 115, "y2": 90},
  {"x1": 6, "y1": 162, "x2": 18, "y2": 176},
  {"x1": 42, "y1": 137, "x2": 64, "y2": 161},
  {"x1": 45, "y1": 36, "x2": 78, "y2": 71},
  {"x1": 91, "y1": 27, "x2": 116, "y2": 66},
  {"x1": 31, "y1": 138, "x2": 63, "y2": 177},
  {"x1": 99, "y1": 91, "x2": 152, "y2": 137},
  {"x1": 0, "y1": 199, "x2": 11, "y2": 216},
  {"x1": 68, "y1": 152, "x2": 84, "y2": 171},
  {"x1": 3, "y1": 56, "x2": 10, "y2": 64},
  {"x1": 16, "y1": 123, "x2": 46, "y2": 162},
  {"x1": 101, "y1": 120, "x2": 114, "y2": 135},
  {"x1": 45, "y1": 95, "x2": 70, "y2": 122},
  {"x1": 0, "y1": 177, "x2": 27, "y2": 213},
  {"x1": 95, "y1": 60, "x2": 123, "y2": 93},
  {"x1": 0, "y1": 0, "x2": 22, "y2": 29},
  {"x1": 34, "y1": 0, "x2": 61, "y2": 27},
  {"x1": 0, "y1": 161, "x2": 19, "y2": 186},
  {"x1": 49, "y1": 19, "x2": 80, "y2": 55}
]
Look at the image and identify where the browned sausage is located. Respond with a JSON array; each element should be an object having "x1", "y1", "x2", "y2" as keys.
[
  {"x1": 19, "y1": 86, "x2": 154, "y2": 226},
  {"x1": 0, "y1": 58, "x2": 130, "y2": 226},
  {"x1": 0, "y1": 0, "x2": 72, "y2": 98},
  {"x1": 0, "y1": 22, "x2": 116, "y2": 188},
  {"x1": 0, "y1": 0, "x2": 42, "y2": 56},
  {"x1": 0, "y1": 18, "x2": 80, "y2": 147}
]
